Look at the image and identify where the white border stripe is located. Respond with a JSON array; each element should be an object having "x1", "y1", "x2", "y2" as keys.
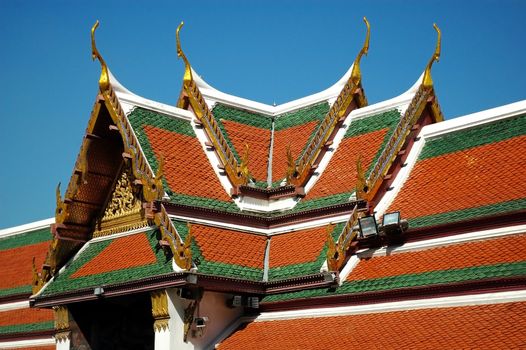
[
  {"x1": 255, "y1": 290, "x2": 526, "y2": 321},
  {"x1": 0, "y1": 218, "x2": 54, "y2": 239},
  {"x1": 0, "y1": 338, "x2": 55, "y2": 349}
]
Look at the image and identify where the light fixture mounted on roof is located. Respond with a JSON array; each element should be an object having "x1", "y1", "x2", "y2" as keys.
[{"x1": 357, "y1": 211, "x2": 409, "y2": 243}]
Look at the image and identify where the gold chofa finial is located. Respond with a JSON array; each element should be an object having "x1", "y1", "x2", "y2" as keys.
[
  {"x1": 91, "y1": 20, "x2": 110, "y2": 92},
  {"x1": 422, "y1": 23, "x2": 441, "y2": 88},
  {"x1": 176, "y1": 21, "x2": 193, "y2": 83},
  {"x1": 350, "y1": 17, "x2": 371, "y2": 85}
]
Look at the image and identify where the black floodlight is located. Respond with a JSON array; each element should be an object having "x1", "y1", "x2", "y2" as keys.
[
  {"x1": 382, "y1": 211, "x2": 401, "y2": 227},
  {"x1": 358, "y1": 216, "x2": 378, "y2": 238},
  {"x1": 228, "y1": 295, "x2": 242, "y2": 308},
  {"x1": 248, "y1": 297, "x2": 260, "y2": 309}
]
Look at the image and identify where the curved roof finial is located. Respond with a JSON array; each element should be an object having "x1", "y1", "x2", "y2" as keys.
[
  {"x1": 422, "y1": 23, "x2": 441, "y2": 88},
  {"x1": 91, "y1": 20, "x2": 110, "y2": 92},
  {"x1": 350, "y1": 17, "x2": 371, "y2": 86},
  {"x1": 176, "y1": 21, "x2": 193, "y2": 83}
]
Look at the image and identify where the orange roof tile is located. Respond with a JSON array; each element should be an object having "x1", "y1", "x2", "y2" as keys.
[
  {"x1": 219, "y1": 301, "x2": 526, "y2": 350},
  {"x1": 0, "y1": 241, "x2": 49, "y2": 291},
  {"x1": 347, "y1": 234, "x2": 526, "y2": 282},
  {"x1": 71, "y1": 233, "x2": 157, "y2": 278},
  {"x1": 0, "y1": 308, "x2": 53, "y2": 327},
  {"x1": 192, "y1": 225, "x2": 267, "y2": 269},
  {"x1": 222, "y1": 120, "x2": 271, "y2": 182},
  {"x1": 388, "y1": 135, "x2": 526, "y2": 219},
  {"x1": 307, "y1": 128, "x2": 388, "y2": 199},
  {"x1": 272, "y1": 121, "x2": 319, "y2": 182},
  {"x1": 143, "y1": 125, "x2": 231, "y2": 202},
  {"x1": 269, "y1": 227, "x2": 327, "y2": 268}
]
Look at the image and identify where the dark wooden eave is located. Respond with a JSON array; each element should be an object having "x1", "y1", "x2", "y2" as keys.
[
  {"x1": 31, "y1": 271, "x2": 336, "y2": 308},
  {"x1": 0, "y1": 329, "x2": 55, "y2": 342},
  {"x1": 163, "y1": 199, "x2": 368, "y2": 229},
  {"x1": 260, "y1": 276, "x2": 526, "y2": 312}
]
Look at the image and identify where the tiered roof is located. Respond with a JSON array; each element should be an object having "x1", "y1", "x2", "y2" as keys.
[
  {"x1": 3, "y1": 19, "x2": 521, "y2": 349},
  {"x1": 218, "y1": 301, "x2": 526, "y2": 349},
  {"x1": 388, "y1": 113, "x2": 526, "y2": 229},
  {"x1": 0, "y1": 222, "x2": 55, "y2": 347},
  {"x1": 0, "y1": 227, "x2": 50, "y2": 299}
]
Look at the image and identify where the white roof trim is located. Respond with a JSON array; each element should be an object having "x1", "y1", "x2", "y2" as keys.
[
  {"x1": 422, "y1": 98, "x2": 526, "y2": 138},
  {"x1": 255, "y1": 289, "x2": 526, "y2": 322},
  {"x1": 109, "y1": 70, "x2": 194, "y2": 121},
  {"x1": 168, "y1": 213, "x2": 350, "y2": 236},
  {"x1": 193, "y1": 65, "x2": 355, "y2": 116},
  {"x1": 0, "y1": 337, "x2": 55, "y2": 349},
  {"x1": 358, "y1": 224, "x2": 526, "y2": 259},
  {"x1": 0, "y1": 218, "x2": 54, "y2": 239},
  {"x1": 374, "y1": 98, "x2": 526, "y2": 218},
  {"x1": 303, "y1": 75, "x2": 420, "y2": 196},
  {"x1": 0, "y1": 300, "x2": 29, "y2": 311}
]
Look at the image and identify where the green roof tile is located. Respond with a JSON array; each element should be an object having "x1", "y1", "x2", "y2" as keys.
[
  {"x1": 345, "y1": 109, "x2": 401, "y2": 138},
  {"x1": 41, "y1": 230, "x2": 172, "y2": 296},
  {"x1": 0, "y1": 321, "x2": 54, "y2": 335},
  {"x1": 409, "y1": 198, "x2": 526, "y2": 228},
  {"x1": 268, "y1": 223, "x2": 343, "y2": 281},
  {"x1": 274, "y1": 103, "x2": 329, "y2": 131},
  {"x1": 419, "y1": 114, "x2": 526, "y2": 160},
  {"x1": 173, "y1": 220, "x2": 264, "y2": 281},
  {"x1": 262, "y1": 261, "x2": 526, "y2": 303},
  {"x1": 0, "y1": 227, "x2": 51, "y2": 251},
  {"x1": 212, "y1": 104, "x2": 272, "y2": 129}
]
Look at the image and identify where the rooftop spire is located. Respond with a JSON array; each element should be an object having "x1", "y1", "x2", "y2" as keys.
[
  {"x1": 350, "y1": 17, "x2": 371, "y2": 86},
  {"x1": 422, "y1": 23, "x2": 441, "y2": 88},
  {"x1": 91, "y1": 20, "x2": 110, "y2": 92},
  {"x1": 176, "y1": 21, "x2": 193, "y2": 83}
]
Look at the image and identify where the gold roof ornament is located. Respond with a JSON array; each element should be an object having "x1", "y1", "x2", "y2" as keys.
[
  {"x1": 285, "y1": 145, "x2": 297, "y2": 184},
  {"x1": 355, "y1": 155, "x2": 369, "y2": 200},
  {"x1": 176, "y1": 21, "x2": 193, "y2": 83},
  {"x1": 91, "y1": 20, "x2": 110, "y2": 92},
  {"x1": 237, "y1": 144, "x2": 251, "y2": 186},
  {"x1": 350, "y1": 17, "x2": 371, "y2": 86},
  {"x1": 55, "y1": 183, "x2": 68, "y2": 224},
  {"x1": 422, "y1": 23, "x2": 442, "y2": 88}
]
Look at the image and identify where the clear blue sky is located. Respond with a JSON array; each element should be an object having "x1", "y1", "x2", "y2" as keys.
[{"x1": 1, "y1": 0, "x2": 525, "y2": 228}]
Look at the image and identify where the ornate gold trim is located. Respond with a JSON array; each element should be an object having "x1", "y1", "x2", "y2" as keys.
[
  {"x1": 287, "y1": 18, "x2": 370, "y2": 186},
  {"x1": 91, "y1": 20, "x2": 110, "y2": 92},
  {"x1": 423, "y1": 23, "x2": 441, "y2": 88},
  {"x1": 350, "y1": 17, "x2": 370, "y2": 86},
  {"x1": 176, "y1": 23, "x2": 250, "y2": 188},
  {"x1": 151, "y1": 290, "x2": 170, "y2": 332},
  {"x1": 326, "y1": 204, "x2": 362, "y2": 271},
  {"x1": 285, "y1": 145, "x2": 297, "y2": 184},
  {"x1": 238, "y1": 144, "x2": 251, "y2": 186},
  {"x1": 53, "y1": 306, "x2": 70, "y2": 342},
  {"x1": 355, "y1": 155, "x2": 368, "y2": 200},
  {"x1": 154, "y1": 205, "x2": 193, "y2": 270},
  {"x1": 93, "y1": 166, "x2": 149, "y2": 238},
  {"x1": 176, "y1": 22, "x2": 193, "y2": 83},
  {"x1": 364, "y1": 84, "x2": 432, "y2": 201},
  {"x1": 90, "y1": 21, "x2": 165, "y2": 204}
]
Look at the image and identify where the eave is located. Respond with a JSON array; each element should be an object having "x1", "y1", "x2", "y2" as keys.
[
  {"x1": 164, "y1": 199, "x2": 368, "y2": 229},
  {"x1": 260, "y1": 276, "x2": 526, "y2": 312}
]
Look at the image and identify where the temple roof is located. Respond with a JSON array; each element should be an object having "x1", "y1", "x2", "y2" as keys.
[
  {"x1": 387, "y1": 112, "x2": 526, "y2": 229},
  {"x1": 218, "y1": 300, "x2": 526, "y2": 349},
  {"x1": 0, "y1": 221, "x2": 52, "y2": 300}
]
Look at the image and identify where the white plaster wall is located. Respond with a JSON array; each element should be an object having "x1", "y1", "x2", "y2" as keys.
[
  {"x1": 154, "y1": 328, "x2": 170, "y2": 350},
  {"x1": 56, "y1": 339, "x2": 70, "y2": 350},
  {"x1": 167, "y1": 289, "x2": 243, "y2": 350}
]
